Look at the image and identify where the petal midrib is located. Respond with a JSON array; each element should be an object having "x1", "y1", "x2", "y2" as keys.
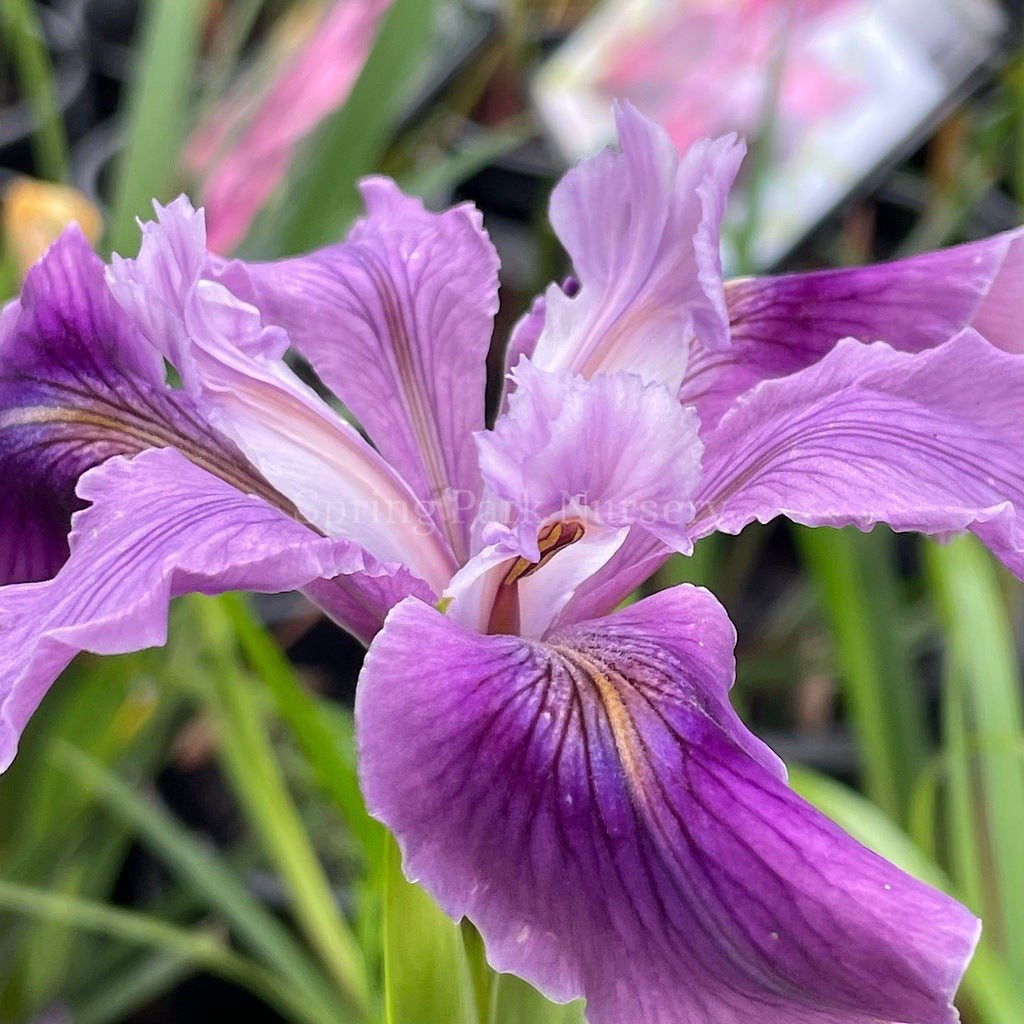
[
  {"x1": 2, "y1": 404, "x2": 312, "y2": 528},
  {"x1": 356, "y1": 247, "x2": 469, "y2": 562}
]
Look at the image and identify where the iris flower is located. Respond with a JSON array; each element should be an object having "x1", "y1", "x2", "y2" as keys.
[{"x1": 3, "y1": 104, "x2": 1023, "y2": 1023}]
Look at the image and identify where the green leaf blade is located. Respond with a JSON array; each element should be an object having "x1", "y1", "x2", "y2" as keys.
[{"x1": 107, "y1": 0, "x2": 205, "y2": 256}]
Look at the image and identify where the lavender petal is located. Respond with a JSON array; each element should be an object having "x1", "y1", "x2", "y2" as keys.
[
  {"x1": 0, "y1": 228, "x2": 260, "y2": 583},
  {"x1": 0, "y1": 448, "x2": 396, "y2": 771},
  {"x1": 691, "y1": 329, "x2": 1024, "y2": 579},
  {"x1": 683, "y1": 228, "x2": 1024, "y2": 429},
  {"x1": 527, "y1": 104, "x2": 743, "y2": 390},
  {"x1": 358, "y1": 587, "x2": 977, "y2": 1024},
  {"x1": 244, "y1": 179, "x2": 500, "y2": 560}
]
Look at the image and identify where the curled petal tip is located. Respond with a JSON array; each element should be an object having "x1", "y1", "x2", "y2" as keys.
[{"x1": 530, "y1": 106, "x2": 741, "y2": 388}]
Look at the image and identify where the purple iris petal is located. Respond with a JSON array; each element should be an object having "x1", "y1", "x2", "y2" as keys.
[
  {"x1": 11, "y1": 226, "x2": 163, "y2": 384},
  {"x1": 242, "y1": 179, "x2": 500, "y2": 562},
  {"x1": 478, "y1": 359, "x2": 702, "y2": 560},
  {"x1": 0, "y1": 228, "x2": 273, "y2": 584},
  {"x1": 108, "y1": 199, "x2": 457, "y2": 589},
  {"x1": 526, "y1": 103, "x2": 744, "y2": 390},
  {"x1": 682, "y1": 227, "x2": 1024, "y2": 429},
  {"x1": 0, "y1": 222, "x2": 431, "y2": 658},
  {"x1": 0, "y1": 447, "x2": 385, "y2": 771},
  {"x1": 304, "y1": 566, "x2": 433, "y2": 648},
  {"x1": 691, "y1": 330, "x2": 1024, "y2": 577},
  {"x1": 358, "y1": 587, "x2": 978, "y2": 1024}
]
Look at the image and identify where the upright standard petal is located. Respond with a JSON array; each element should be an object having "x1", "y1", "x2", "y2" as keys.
[
  {"x1": 244, "y1": 179, "x2": 500, "y2": 561},
  {"x1": 108, "y1": 198, "x2": 457, "y2": 590},
  {"x1": 691, "y1": 330, "x2": 1024, "y2": 579},
  {"x1": 682, "y1": 228, "x2": 1024, "y2": 428},
  {"x1": 359, "y1": 587, "x2": 977, "y2": 1024},
  {"x1": 526, "y1": 104, "x2": 744, "y2": 391},
  {"x1": 0, "y1": 448, "x2": 393, "y2": 771}
]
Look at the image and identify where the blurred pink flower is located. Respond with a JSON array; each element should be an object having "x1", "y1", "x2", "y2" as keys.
[
  {"x1": 185, "y1": 0, "x2": 393, "y2": 254},
  {"x1": 601, "y1": 0, "x2": 858, "y2": 154}
]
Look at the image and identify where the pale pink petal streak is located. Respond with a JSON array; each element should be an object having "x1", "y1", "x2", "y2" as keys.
[{"x1": 245, "y1": 179, "x2": 501, "y2": 562}]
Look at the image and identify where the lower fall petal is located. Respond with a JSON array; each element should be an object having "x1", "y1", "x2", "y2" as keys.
[
  {"x1": 0, "y1": 447, "x2": 400, "y2": 771},
  {"x1": 683, "y1": 228, "x2": 1024, "y2": 430},
  {"x1": 357, "y1": 587, "x2": 977, "y2": 1024},
  {"x1": 0, "y1": 226, "x2": 277, "y2": 585},
  {"x1": 691, "y1": 330, "x2": 1024, "y2": 579}
]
